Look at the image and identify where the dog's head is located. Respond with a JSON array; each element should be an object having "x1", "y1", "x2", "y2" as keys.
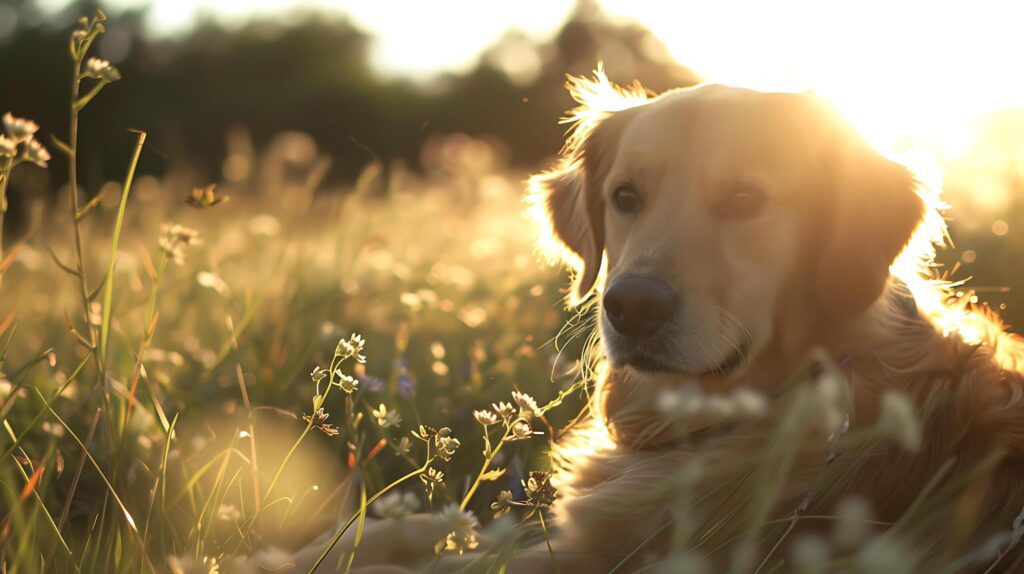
[{"x1": 531, "y1": 77, "x2": 924, "y2": 381}]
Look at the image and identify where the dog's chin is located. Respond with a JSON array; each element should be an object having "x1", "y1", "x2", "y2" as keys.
[{"x1": 612, "y1": 341, "x2": 750, "y2": 379}]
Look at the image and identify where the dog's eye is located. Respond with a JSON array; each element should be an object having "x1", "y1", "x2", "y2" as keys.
[
  {"x1": 716, "y1": 182, "x2": 767, "y2": 220},
  {"x1": 612, "y1": 186, "x2": 641, "y2": 213}
]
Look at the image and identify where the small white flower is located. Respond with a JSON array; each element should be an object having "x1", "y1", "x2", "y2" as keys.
[
  {"x1": 24, "y1": 138, "x2": 50, "y2": 167},
  {"x1": 833, "y1": 495, "x2": 874, "y2": 547},
  {"x1": 3, "y1": 113, "x2": 38, "y2": 142},
  {"x1": 732, "y1": 387, "x2": 767, "y2": 417},
  {"x1": 790, "y1": 534, "x2": 830, "y2": 574},
  {"x1": 511, "y1": 391, "x2": 539, "y2": 419},
  {"x1": 473, "y1": 409, "x2": 499, "y2": 426},
  {"x1": 310, "y1": 365, "x2": 328, "y2": 384},
  {"x1": 85, "y1": 57, "x2": 121, "y2": 82},
  {"x1": 855, "y1": 537, "x2": 917, "y2": 574},
  {"x1": 158, "y1": 223, "x2": 201, "y2": 266},
  {"x1": 334, "y1": 372, "x2": 358, "y2": 393},
  {"x1": 434, "y1": 428, "x2": 460, "y2": 461},
  {"x1": 372, "y1": 403, "x2": 401, "y2": 428},
  {"x1": 876, "y1": 391, "x2": 921, "y2": 452},
  {"x1": 337, "y1": 333, "x2": 366, "y2": 363},
  {"x1": 371, "y1": 490, "x2": 420, "y2": 519},
  {"x1": 216, "y1": 504, "x2": 241, "y2": 522},
  {"x1": 0, "y1": 135, "x2": 16, "y2": 157},
  {"x1": 506, "y1": 420, "x2": 534, "y2": 441},
  {"x1": 492, "y1": 401, "x2": 516, "y2": 422},
  {"x1": 434, "y1": 504, "x2": 480, "y2": 554}
]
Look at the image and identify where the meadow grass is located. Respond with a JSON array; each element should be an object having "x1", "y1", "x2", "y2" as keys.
[{"x1": 3, "y1": 12, "x2": 1024, "y2": 574}]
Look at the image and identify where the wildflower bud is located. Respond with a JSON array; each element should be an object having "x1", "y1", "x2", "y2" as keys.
[
  {"x1": 507, "y1": 420, "x2": 534, "y2": 441},
  {"x1": 372, "y1": 403, "x2": 401, "y2": 428},
  {"x1": 84, "y1": 58, "x2": 121, "y2": 82},
  {"x1": 876, "y1": 391, "x2": 921, "y2": 452},
  {"x1": 492, "y1": 401, "x2": 516, "y2": 422},
  {"x1": 473, "y1": 409, "x2": 499, "y2": 426},
  {"x1": 3, "y1": 113, "x2": 39, "y2": 142},
  {"x1": 186, "y1": 184, "x2": 229, "y2": 208},
  {"x1": 24, "y1": 139, "x2": 50, "y2": 168},
  {"x1": 0, "y1": 135, "x2": 16, "y2": 158}
]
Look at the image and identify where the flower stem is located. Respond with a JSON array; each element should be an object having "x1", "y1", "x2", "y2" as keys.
[{"x1": 308, "y1": 461, "x2": 431, "y2": 573}]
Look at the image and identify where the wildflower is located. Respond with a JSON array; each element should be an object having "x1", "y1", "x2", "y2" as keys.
[
  {"x1": 216, "y1": 504, "x2": 241, "y2": 522},
  {"x1": 24, "y1": 139, "x2": 50, "y2": 168},
  {"x1": 492, "y1": 401, "x2": 516, "y2": 423},
  {"x1": 395, "y1": 436, "x2": 412, "y2": 456},
  {"x1": 84, "y1": 57, "x2": 121, "y2": 82},
  {"x1": 186, "y1": 183, "x2": 229, "y2": 208},
  {"x1": 434, "y1": 504, "x2": 480, "y2": 554},
  {"x1": 434, "y1": 427, "x2": 461, "y2": 461},
  {"x1": 790, "y1": 534, "x2": 830, "y2": 574},
  {"x1": 855, "y1": 537, "x2": 918, "y2": 574},
  {"x1": 412, "y1": 425, "x2": 438, "y2": 442},
  {"x1": 491, "y1": 490, "x2": 514, "y2": 518},
  {"x1": 876, "y1": 391, "x2": 921, "y2": 452},
  {"x1": 334, "y1": 371, "x2": 358, "y2": 393},
  {"x1": 732, "y1": 387, "x2": 767, "y2": 417},
  {"x1": 0, "y1": 135, "x2": 15, "y2": 157},
  {"x1": 310, "y1": 365, "x2": 328, "y2": 384},
  {"x1": 372, "y1": 403, "x2": 402, "y2": 428},
  {"x1": 371, "y1": 491, "x2": 420, "y2": 519},
  {"x1": 3, "y1": 113, "x2": 38, "y2": 142},
  {"x1": 506, "y1": 420, "x2": 534, "y2": 442},
  {"x1": 523, "y1": 471, "x2": 556, "y2": 506},
  {"x1": 303, "y1": 408, "x2": 339, "y2": 437},
  {"x1": 511, "y1": 391, "x2": 540, "y2": 419},
  {"x1": 420, "y1": 466, "x2": 445, "y2": 492},
  {"x1": 833, "y1": 495, "x2": 874, "y2": 548},
  {"x1": 158, "y1": 223, "x2": 201, "y2": 265},
  {"x1": 337, "y1": 333, "x2": 366, "y2": 363},
  {"x1": 473, "y1": 409, "x2": 499, "y2": 426}
]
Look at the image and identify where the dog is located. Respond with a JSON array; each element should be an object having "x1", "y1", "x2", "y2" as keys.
[
  {"x1": 236, "y1": 74, "x2": 1024, "y2": 573},
  {"x1": 525, "y1": 72, "x2": 1024, "y2": 572}
]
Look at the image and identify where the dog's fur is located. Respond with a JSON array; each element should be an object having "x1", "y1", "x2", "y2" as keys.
[{"x1": 526, "y1": 73, "x2": 1024, "y2": 572}]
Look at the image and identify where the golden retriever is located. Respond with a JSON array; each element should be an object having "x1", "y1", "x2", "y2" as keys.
[
  {"x1": 524, "y1": 73, "x2": 1024, "y2": 572},
  {"x1": 237, "y1": 74, "x2": 1024, "y2": 573}
]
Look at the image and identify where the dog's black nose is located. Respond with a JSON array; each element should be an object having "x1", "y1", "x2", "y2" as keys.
[{"x1": 603, "y1": 277, "x2": 676, "y2": 337}]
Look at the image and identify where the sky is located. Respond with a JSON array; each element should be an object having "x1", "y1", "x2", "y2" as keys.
[{"x1": 26, "y1": 0, "x2": 1024, "y2": 159}]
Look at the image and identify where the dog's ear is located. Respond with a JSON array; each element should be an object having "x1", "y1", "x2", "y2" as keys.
[
  {"x1": 812, "y1": 104, "x2": 925, "y2": 318},
  {"x1": 529, "y1": 159, "x2": 606, "y2": 305},
  {"x1": 530, "y1": 107, "x2": 632, "y2": 306}
]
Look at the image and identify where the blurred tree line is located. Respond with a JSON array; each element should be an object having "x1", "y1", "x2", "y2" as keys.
[{"x1": 0, "y1": 0, "x2": 695, "y2": 204}]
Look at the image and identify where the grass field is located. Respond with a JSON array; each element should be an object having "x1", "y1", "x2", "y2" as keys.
[{"x1": 3, "y1": 11, "x2": 1024, "y2": 574}]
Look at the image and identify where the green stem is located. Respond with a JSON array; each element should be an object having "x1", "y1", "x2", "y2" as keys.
[
  {"x1": 460, "y1": 424, "x2": 512, "y2": 511},
  {"x1": 99, "y1": 130, "x2": 147, "y2": 365},
  {"x1": 308, "y1": 462, "x2": 431, "y2": 573}
]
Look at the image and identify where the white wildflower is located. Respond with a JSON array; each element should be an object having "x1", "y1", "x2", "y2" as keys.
[
  {"x1": 24, "y1": 138, "x2": 50, "y2": 167},
  {"x1": 506, "y1": 420, "x2": 534, "y2": 441},
  {"x1": 310, "y1": 365, "x2": 328, "y2": 384},
  {"x1": 876, "y1": 391, "x2": 921, "y2": 452},
  {"x1": 790, "y1": 534, "x2": 831, "y2": 574},
  {"x1": 434, "y1": 427, "x2": 460, "y2": 461},
  {"x1": 158, "y1": 223, "x2": 201, "y2": 266},
  {"x1": 337, "y1": 333, "x2": 367, "y2": 363},
  {"x1": 84, "y1": 57, "x2": 121, "y2": 82},
  {"x1": 371, "y1": 403, "x2": 401, "y2": 428},
  {"x1": 334, "y1": 371, "x2": 358, "y2": 393},
  {"x1": 473, "y1": 409, "x2": 499, "y2": 426},
  {"x1": 833, "y1": 495, "x2": 874, "y2": 548},
  {"x1": 0, "y1": 135, "x2": 16, "y2": 157},
  {"x1": 167, "y1": 554, "x2": 220, "y2": 574},
  {"x1": 855, "y1": 537, "x2": 917, "y2": 574},
  {"x1": 216, "y1": 504, "x2": 241, "y2": 522},
  {"x1": 434, "y1": 504, "x2": 480, "y2": 554},
  {"x1": 511, "y1": 391, "x2": 540, "y2": 419},
  {"x1": 3, "y1": 113, "x2": 38, "y2": 142},
  {"x1": 371, "y1": 491, "x2": 420, "y2": 519},
  {"x1": 492, "y1": 401, "x2": 516, "y2": 422},
  {"x1": 732, "y1": 387, "x2": 767, "y2": 417}
]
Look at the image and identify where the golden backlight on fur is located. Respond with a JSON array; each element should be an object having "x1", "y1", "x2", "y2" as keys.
[{"x1": 530, "y1": 69, "x2": 1024, "y2": 370}]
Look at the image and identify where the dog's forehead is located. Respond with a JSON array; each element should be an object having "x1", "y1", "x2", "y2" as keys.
[{"x1": 613, "y1": 86, "x2": 817, "y2": 171}]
